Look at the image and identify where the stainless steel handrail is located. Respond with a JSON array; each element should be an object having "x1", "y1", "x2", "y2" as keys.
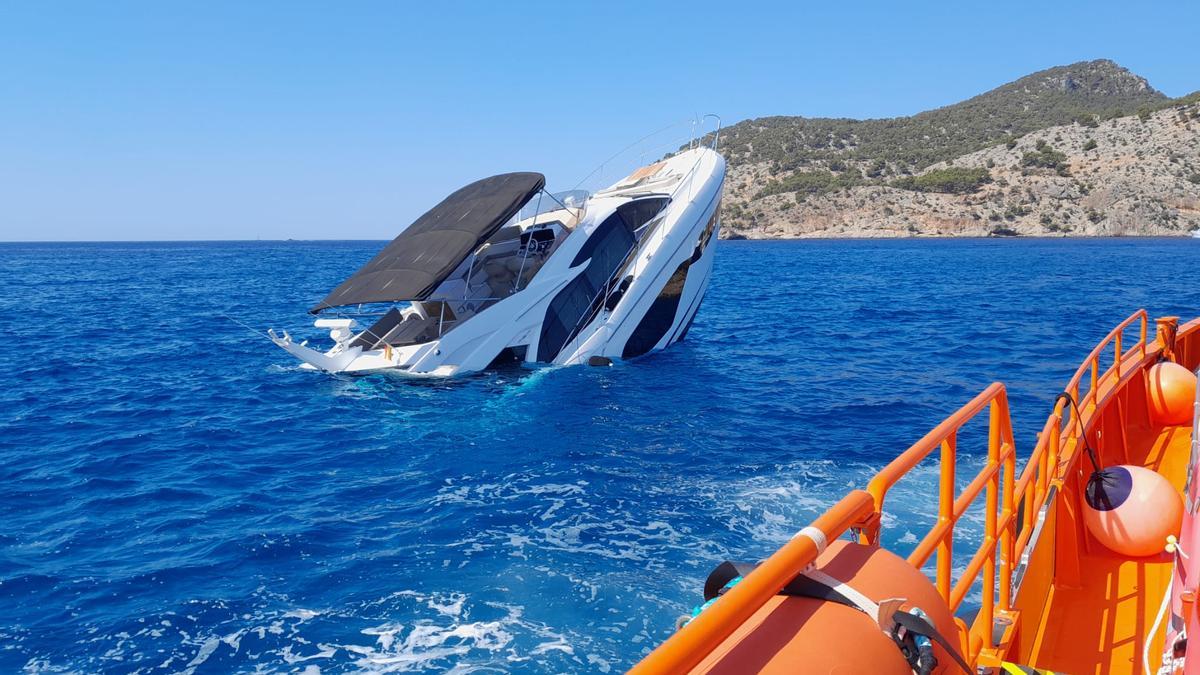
[{"x1": 702, "y1": 113, "x2": 721, "y2": 151}]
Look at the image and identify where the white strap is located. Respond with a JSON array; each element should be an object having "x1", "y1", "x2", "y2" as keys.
[
  {"x1": 800, "y1": 567, "x2": 908, "y2": 633},
  {"x1": 794, "y1": 526, "x2": 828, "y2": 554},
  {"x1": 802, "y1": 567, "x2": 879, "y2": 616}
]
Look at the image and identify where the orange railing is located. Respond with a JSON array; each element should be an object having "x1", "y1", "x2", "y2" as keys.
[
  {"x1": 632, "y1": 311, "x2": 1170, "y2": 674},
  {"x1": 860, "y1": 383, "x2": 1016, "y2": 659},
  {"x1": 1009, "y1": 311, "x2": 1150, "y2": 581},
  {"x1": 868, "y1": 310, "x2": 1156, "y2": 661}
]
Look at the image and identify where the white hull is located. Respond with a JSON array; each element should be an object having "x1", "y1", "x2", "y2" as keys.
[{"x1": 271, "y1": 147, "x2": 726, "y2": 376}]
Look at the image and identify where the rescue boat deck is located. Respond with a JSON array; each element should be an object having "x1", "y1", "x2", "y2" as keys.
[{"x1": 1025, "y1": 423, "x2": 1190, "y2": 674}]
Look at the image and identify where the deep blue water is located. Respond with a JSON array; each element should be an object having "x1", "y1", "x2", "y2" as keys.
[{"x1": 2, "y1": 238, "x2": 1198, "y2": 674}]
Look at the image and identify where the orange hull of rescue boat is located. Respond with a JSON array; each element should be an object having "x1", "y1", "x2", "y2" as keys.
[
  {"x1": 692, "y1": 541, "x2": 957, "y2": 674},
  {"x1": 633, "y1": 312, "x2": 1200, "y2": 675}
]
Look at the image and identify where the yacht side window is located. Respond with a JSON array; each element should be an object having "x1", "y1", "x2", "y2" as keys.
[{"x1": 616, "y1": 197, "x2": 670, "y2": 235}]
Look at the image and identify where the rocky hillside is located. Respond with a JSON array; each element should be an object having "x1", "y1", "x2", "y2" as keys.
[{"x1": 709, "y1": 60, "x2": 1200, "y2": 237}]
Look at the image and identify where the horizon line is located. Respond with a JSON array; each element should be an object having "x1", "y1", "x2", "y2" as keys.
[{"x1": 1, "y1": 235, "x2": 1195, "y2": 245}]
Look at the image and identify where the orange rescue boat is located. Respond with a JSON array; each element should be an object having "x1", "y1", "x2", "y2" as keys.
[{"x1": 634, "y1": 311, "x2": 1200, "y2": 675}]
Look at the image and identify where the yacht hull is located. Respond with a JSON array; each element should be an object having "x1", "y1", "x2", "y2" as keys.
[{"x1": 555, "y1": 166, "x2": 722, "y2": 365}]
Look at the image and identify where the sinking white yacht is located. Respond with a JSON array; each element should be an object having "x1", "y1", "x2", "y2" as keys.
[{"x1": 270, "y1": 144, "x2": 725, "y2": 376}]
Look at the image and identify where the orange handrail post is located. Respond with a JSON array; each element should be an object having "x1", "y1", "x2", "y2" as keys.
[
  {"x1": 998, "y1": 403, "x2": 1016, "y2": 611},
  {"x1": 1115, "y1": 331, "x2": 1122, "y2": 378},
  {"x1": 937, "y1": 433, "x2": 956, "y2": 604},
  {"x1": 980, "y1": 399, "x2": 999, "y2": 650},
  {"x1": 1048, "y1": 409, "x2": 1061, "y2": 479},
  {"x1": 1141, "y1": 315, "x2": 1148, "y2": 359}
]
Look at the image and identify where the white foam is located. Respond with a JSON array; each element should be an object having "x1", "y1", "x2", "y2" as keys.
[
  {"x1": 183, "y1": 636, "x2": 220, "y2": 671},
  {"x1": 283, "y1": 609, "x2": 320, "y2": 621}
]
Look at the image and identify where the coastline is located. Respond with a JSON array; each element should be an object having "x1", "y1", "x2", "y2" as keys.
[{"x1": 2, "y1": 233, "x2": 1198, "y2": 244}]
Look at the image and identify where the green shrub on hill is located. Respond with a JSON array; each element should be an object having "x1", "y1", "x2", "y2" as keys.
[
  {"x1": 754, "y1": 170, "x2": 862, "y2": 199},
  {"x1": 1021, "y1": 140, "x2": 1071, "y2": 175},
  {"x1": 891, "y1": 167, "x2": 992, "y2": 194}
]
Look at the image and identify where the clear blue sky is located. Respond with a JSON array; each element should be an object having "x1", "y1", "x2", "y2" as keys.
[{"x1": 1, "y1": 1, "x2": 1196, "y2": 241}]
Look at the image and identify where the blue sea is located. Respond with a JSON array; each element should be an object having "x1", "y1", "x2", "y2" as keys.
[{"x1": 2, "y1": 238, "x2": 1198, "y2": 673}]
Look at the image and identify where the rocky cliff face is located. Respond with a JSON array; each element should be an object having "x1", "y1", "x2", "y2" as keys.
[
  {"x1": 711, "y1": 60, "x2": 1200, "y2": 238},
  {"x1": 723, "y1": 102, "x2": 1200, "y2": 238}
]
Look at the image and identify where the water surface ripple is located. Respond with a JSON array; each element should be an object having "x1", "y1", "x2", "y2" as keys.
[{"x1": 2, "y1": 238, "x2": 1198, "y2": 673}]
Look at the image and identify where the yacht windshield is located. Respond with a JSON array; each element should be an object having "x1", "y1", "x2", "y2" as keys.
[{"x1": 513, "y1": 189, "x2": 590, "y2": 223}]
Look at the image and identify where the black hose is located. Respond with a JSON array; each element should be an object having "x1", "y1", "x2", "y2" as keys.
[{"x1": 1054, "y1": 391, "x2": 1101, "y2": 473}]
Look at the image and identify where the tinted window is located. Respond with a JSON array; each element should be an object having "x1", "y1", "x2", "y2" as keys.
[
  {"x1": 622, "y1": 260, "x2": 689, "y2": 358},
  {"x1": 615, "y1": 197, "x2": 669, "y2": 233},
  {"x1": 621, "y1": 207, "x2": 719, "y2": 357},
  {"x1": 538, "y1": 209, "x2": 642, "y2": 361}
]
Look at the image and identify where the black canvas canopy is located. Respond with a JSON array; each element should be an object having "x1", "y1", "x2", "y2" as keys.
[{"x1": 311, "y1": 172, "x2": 545, "y2": 313}]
